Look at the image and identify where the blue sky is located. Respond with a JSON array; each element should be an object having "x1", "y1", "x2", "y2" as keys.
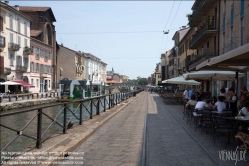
[{"x1": 10, "y1": 1, "x2": 194, "y2": 79}]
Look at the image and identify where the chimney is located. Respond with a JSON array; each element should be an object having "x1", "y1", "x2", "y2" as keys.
[
  {"x1": 182, "y1": 26, "x2": 186, "y2": 29},
  {"x1": 4, "y1": 1, "x2": 9, "y2": 4},
  {"x1": 14, "y1": 5, "x2": 19, "y2": 11}
]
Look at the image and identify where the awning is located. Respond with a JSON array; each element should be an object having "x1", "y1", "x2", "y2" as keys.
[
  {"x1": 11, "y1": 80, "x2": 35, "y2": 88},
  {"x1": 183, "y1": 71, "x2": 244, "y2": 81},
  {"x1": 162, "y1": 76, "x2": 201, "y2": 85},
  {"x1": 196, "y1": 42, "x2": 249, "y2": 71},
  {"x1": 0, "y1": 81, "x2": 21, "y2": 85}
]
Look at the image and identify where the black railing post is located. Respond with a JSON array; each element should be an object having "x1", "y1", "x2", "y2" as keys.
[
  {"x1": 37, "y1": 93, "x2": 39, "y2": 99},
  {"x1": 115, "y1": 93, "x2": 117, "y2": 105},
  {"x1": 16, "y1": 96, "x2": 18, "y2": 101},
  {"x1": 97, "y1": 98, "x2": 100, "y2": 115},
  {"x1": 36, "y1": 108, "x2": 42, "y2": 148},
  {"x1": 63, "y1": 104, "x2": 67, "y2": 134},
  {"x1": 104, "y1": 96, "x2": 106, "y2": 112},
  {"x1": 109, "y1": 94, "x2": 111, "y2": 109},
  {"x1": 79, "y1": 102, "x2": 82, "y2": 125},
  {"x1": 90, "y1": 99, "x2": 93, "y2": 119}
]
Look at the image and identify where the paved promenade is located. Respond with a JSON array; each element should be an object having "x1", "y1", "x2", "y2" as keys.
[{"x1": 54, "y1": 92, "x2": 248, "y2": 166}]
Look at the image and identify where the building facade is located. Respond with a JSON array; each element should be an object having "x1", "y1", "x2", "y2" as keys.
[
  {"x1": 3, "y1": 3, "x2": 32, "y2": 85},
  {"x1": 19, "y1": 6, "x2": 57, "y2": 90},
  {"x1": 84, "y1": 53, "x2": 107, "y2": 83},
  {"x1": 56, "y1": 45, "x2": 85, "y2": 86}
]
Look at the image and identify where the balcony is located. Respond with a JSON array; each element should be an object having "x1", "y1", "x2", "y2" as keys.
[
  {"x1": 189, "y1": 21, "x2": 217, "y2": 49},
  {"x1": 186, "y1": 51, "x2": 216, "y2": 71},
  {"x1": 8, "y1": 43, "x2": 20, "y2": 51},
  {"x1": 23, "y1": 46, "x2": 33, "y2": 55},
  {"x1": 16, "y1": 65, "x2": 28, "y2": 72},
  {"x1": 189, "y1": 0, "x2": 217, "y2": 27},
  {"x1": 0, "y1": 67, "x2": 11, "y2": 75},
  {"x1": 40, "y1": 73, "x2": 48, "y2": 78},
  {"x1": 222, "y1": 36, "x2": 249, "y2": 54}
]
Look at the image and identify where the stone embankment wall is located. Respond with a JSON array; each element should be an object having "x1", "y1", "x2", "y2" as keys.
[{"x1": 0, "y1": 98, "x2": 58, "y2": 111}]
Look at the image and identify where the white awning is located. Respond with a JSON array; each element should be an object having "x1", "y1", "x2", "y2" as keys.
[
  {"x1": 183, "y1": 71, "x2": 244, "y2": 81},
  {"x1": 162, "y1": 76, "x2": 201, "y2": 85}
]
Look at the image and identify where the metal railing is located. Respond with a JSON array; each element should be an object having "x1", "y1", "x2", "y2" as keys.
[
  {"x1": 0, "y1": 90, "x2": 143, "y2": 156},
  {"x1": 0, "y1": 67, "x2": 11, "y2": 75},
  {"x1": 8, "y1": 43, "x2": 20, "y2": 51},
  {"x1": 189, "y1": 0, "x2": 206, "y2": 23},
  {"x1": 186, "y1": 53, "x2": 215, "y2": 71},
  {"x1": 222, "y1": 37, "x2": 249, "y2": 54},
  {"x1": 190, "y1": 20, "x2": 217, "y2": 48}
]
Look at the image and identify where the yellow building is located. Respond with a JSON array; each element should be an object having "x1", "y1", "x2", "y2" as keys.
[{"x1": 155, "y1": 71, "x2": 161, "y2": 86}]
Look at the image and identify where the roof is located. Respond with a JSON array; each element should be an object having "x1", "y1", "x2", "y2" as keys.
[
  {"x1": 172, "y1": 27, "x2": 190, "y2": 41},
  {"x1": 19, "y1": 6, "x2": 56, "y2": 22},
  {"x1": 155, "y1": 71, "x2": 161, "y2": 74},
  {"x1": 106, "y1": 80, "x2": 119, "y2": 84},
  {"x1": 30, "y1": 30, "x2": 42, "y2": 37}
]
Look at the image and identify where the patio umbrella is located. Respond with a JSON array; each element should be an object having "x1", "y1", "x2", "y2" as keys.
[
  {"x1": 183, "y1": 71, "x2": 244, "y2": 81},
  {"x1": 162, "y1": 76, "x2": 201, "y2": 85},
  {"x1": 0, "y1": 81, "x2": 21, "y2": 85}
]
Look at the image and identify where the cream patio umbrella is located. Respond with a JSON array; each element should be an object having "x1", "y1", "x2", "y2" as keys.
[{"x1": 162, "y1": 76, "x2": 201, "y2": 85}]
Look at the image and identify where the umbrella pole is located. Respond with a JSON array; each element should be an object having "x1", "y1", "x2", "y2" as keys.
[
  {"x1": 236, "y1": 70, "x2": 238, "y2": 94},
  {"x1": 210, "y1": 76, "x2": 213, "y2": 97}
]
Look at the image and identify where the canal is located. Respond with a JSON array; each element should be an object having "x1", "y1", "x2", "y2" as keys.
[{"x1": 0, "y1": 96, "x2": 115, "y2": 154}]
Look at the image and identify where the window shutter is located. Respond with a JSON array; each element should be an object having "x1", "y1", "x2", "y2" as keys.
[{"x1": 0, "y1": 16, "x2": 3, "y2": 31}]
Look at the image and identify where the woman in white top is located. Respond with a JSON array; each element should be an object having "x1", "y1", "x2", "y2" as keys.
[
  {"x1": 213, "y1": 96, "x2": 226, "y2": 112},
  {"x1": 238, "y1": 102, "x2": 249, "y2": 116}
]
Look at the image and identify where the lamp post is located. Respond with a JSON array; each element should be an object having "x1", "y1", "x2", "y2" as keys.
[{"x1": 86, "y1": 80, "x2": 91, "y2": 98}]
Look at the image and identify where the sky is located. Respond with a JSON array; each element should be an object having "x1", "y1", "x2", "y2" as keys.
[{"x1": 10, "y1": 1, "x2": 194, "y2": 79}]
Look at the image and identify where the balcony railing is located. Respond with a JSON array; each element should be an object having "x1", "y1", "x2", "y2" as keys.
[
  {"x1": 189, "y1": 20, "x2": 217, "y2": 48},
  {"x1": 0, "y1": 67, "x2": 11, "y2": 75},
  {"x1": 190, "y1": 0, "x2": 206, "y2": 23},
  {"x1": 8, "y1": 43, "x2": 20, "y2": 51},
  {"x1": 222, "y1": 37, "x2": 249, "y2": 54},
  {"x1": 186, "y1": 53, "x2": 215, "y2": 71},
  {"x1": 16, "y1": 65, "x2": 28, "y2": 72}
]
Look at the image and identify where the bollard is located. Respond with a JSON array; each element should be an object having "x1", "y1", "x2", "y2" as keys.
[
  {"x1": 36, "y1": 108, "x2": 42, "y2": 148},
  {"x1": 16, "y1": 96, "x2": 18, "y2": 101},
  {"x1": 9, "y1": 96, "x2": 11, "y2": 102}
]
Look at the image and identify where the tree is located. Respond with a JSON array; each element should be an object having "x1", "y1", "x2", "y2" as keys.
[{"x1": 137, "y1": 78, "x2": 148, "y2": 85}]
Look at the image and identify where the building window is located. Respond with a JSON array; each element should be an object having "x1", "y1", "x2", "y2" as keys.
[
  {"x1": 40, "y1": 64, "x2": 44, "y2": 73},
  {"x1": 24, "y1": 38, "x2": 27, "y2": 47},
  {"x1": 240, "y1": 0, "x2": 245, "y2": 17},
  {"x1": 36, "y1": 79, "x2": 39, "y2": 88},
  {"x1": 230, "y1": 3, "x2": 234, "y2": 26},
  {"x1": 31, "y1": 45, "x2": 34, "y2": 53},
  {"x1": 17, "y1": 18, "x2": 20, "y2": 33},
  {"x1": 0, "y1": 36, "x2": 4, "y2": 47},
  {"x1": 16, "y1": 56, "x2": 22, "y2": 66},
  {"x1": 30, "y1": 62, "x2": 34, "y2": 72},
  {"x1": 36, "y1": 63, "x2": 39, "y2": 72},
  {"x1": 36, "y1": 48, "x2": 40, "y2": 60},
  {"x1": 31, "y1": 79, "x2": 33, "y2": 85},
  {"x1": 9, "y1": 53, "x2": 14, "y2": 66},
  {"x1": 0, "y1": 16, "x2": 3, "y2": 31},
  {"x1": 24, "y1": 22, "x2": 27, "y2": 36},
  {"x1": 23, "y1": 57, "x2": 29, "y2": 67},
  {"x1": 9, "y1": 15, "x2": 13, "y2": 30},
  {"x1": 240, "y1": 17, "x2": 244, "y2": 46},
  {"x1": 9, "y1": 33, "x2": 13, "y2": 43},
  {"x1": 18, "y1": 36, "x2": 21, "y2": 46}
]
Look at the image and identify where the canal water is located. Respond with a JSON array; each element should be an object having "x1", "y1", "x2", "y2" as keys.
[{"x1": 0, "y1": 95, "x2": 120, "y2": 154}]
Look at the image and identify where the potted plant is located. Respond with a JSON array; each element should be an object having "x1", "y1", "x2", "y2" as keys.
[
  {"x1": 23, "y1": 46, "x2": 33, "y2": 55},
  {"x1": 186, "y1": 13, "x2": 192, "y2": 25}
]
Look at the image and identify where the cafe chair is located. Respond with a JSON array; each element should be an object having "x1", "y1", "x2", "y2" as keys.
[{"x1": 201, "y1": 111, "x2": 214, "y2": 134}]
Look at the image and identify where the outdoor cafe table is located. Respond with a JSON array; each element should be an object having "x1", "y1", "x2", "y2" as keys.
[{"x1": 222, "y1": 116, "x2": 249, "y2": 132}]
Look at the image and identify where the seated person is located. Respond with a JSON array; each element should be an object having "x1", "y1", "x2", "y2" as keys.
[
  {"x1": 237, "y1": 94, "x2": 247, "y2": 111},
  {"x1": 195, "y1": 97, "x2": 209, "y2": 110},
  {"x1": 213, "y1": 96, "x2": 226, "y2": 112},
  {"x1": 237, "y1": 102, "x2": 249, "y2": 149},
  {"x1": 185, "y1": 94, "x2": 197, "y2": 108},
  {"x1": 238, "y1": 102, "x2": 249, "y2": 117},
  {"x1": 210, "y1": 96, "x2": 217, "y2": 106}
]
